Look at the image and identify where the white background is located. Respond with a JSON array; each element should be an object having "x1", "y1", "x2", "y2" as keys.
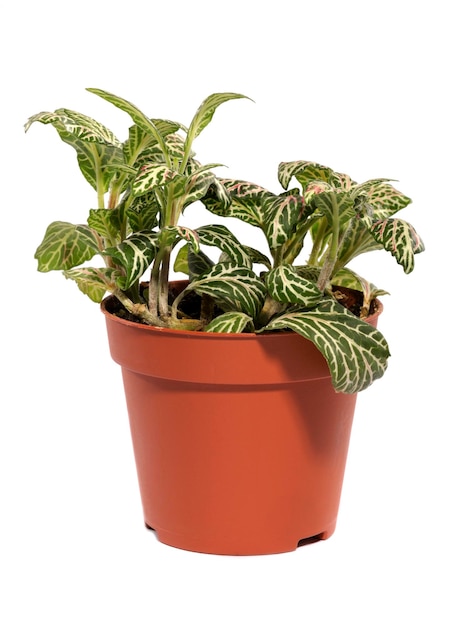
[{"x1": 1, "y1": 1, "x2": 460, "y2": 624}]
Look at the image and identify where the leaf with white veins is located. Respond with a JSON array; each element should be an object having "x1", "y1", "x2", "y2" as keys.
[
  {"x1": 263, "y1": 299, "x2": 390, "y2": 393},
  {"x1": 266, "y1": 265, "x2": 323, "y2": 306}
]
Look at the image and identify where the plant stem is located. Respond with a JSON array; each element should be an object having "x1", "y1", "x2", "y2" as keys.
[
  {"x1": 114, "y1": 289, "x2": 165, "y2": 326},
  {"x1": 158, "y1": 248, "x2": 172, "y2": 319},
  {"x1": 308, "y1": 219, "x2": 327, "y2": 266},
  {"x1": 317, "y1": 195, "x2": 339, "y2": 292},
  {"x1": 257, "y1": 295, "x2": 283, "y2": 327}
]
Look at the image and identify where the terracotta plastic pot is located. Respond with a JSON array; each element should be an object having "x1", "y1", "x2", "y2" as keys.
[{"x1": 101, "y1": 286, "x2": 382, "y2": 556}]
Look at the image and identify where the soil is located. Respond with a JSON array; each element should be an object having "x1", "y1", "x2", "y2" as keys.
[{"x1": 107, "y1": 282, "x2": 377, "y2": 327}]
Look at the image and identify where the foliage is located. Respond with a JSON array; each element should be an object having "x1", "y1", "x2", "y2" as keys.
[{"x1": 26, "y1": 91, "x2": 424, "y2": 393}]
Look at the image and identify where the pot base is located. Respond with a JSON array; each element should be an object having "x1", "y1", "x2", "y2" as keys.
[{"x1": 145, "y1": 521, "x2": 336, "y2": 556}]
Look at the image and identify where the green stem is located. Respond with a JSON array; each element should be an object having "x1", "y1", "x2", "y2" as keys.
[
  {"x1": 158, "y1": 247, "x2": 172, "y2": 319},
  {"x1": 317, "y1": 196, "x2": 339, "y2": 292},
  {"x1": 308, "y1": 218, "x2": 327, "y2": 266}
]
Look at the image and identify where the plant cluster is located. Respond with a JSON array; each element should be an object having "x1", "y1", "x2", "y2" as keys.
[{"x1": 26, "y1": 89, "x2": 424, "y2": 393}]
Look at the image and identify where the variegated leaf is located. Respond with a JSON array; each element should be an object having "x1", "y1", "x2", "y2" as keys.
[
  {"x1": 127, "y1": 192, "x2": 160, "y2": 231},
  {"x1": 124, "y1": 120, "x2": 183, "y2": 165},
  {"x1": 202, "y1": 178, "x2": 269, "y2": 226},
  {"x1": 174, "y1": 245, "x2": 214, "y2": 278},
  {"x1": 88, "y1": 207, "x2": 123, "y2": 240},
  {"x1": 25, "y1": 110, "x2": 126, "y2": 192},
  {"x1": 244, "y1": 246, "x2": 272, "y2": 270},
  {"x1": 188, "y1": 93, "x2": 250, "y2": 140},
  {"x1": 263, "y1": 299, "x2": 390, "y2": 393},
  {"x1": 182, "y1": 170, "x2": 217, "y2": 208},
  {"x1": 25, "y1": 109, "x2": 120, "y2": 146},
  {"x1": 196, "y1": 224, "x2": 252, "y2": 268},
  {"x1": 312, "y1": 190, "x2": 356, "y2": 227},
  {"x1": 188, "y1": 263, "x2": 266, "y2": 318},
  {"x1": 205, "y1": 311, "x2": 254, "y2": 333},
  {"x1": 356, "y1": 180, "x2": 412, "y2": 218},
  {"x1": 368, "y1": 218, "x2": 425, "y2": 273},
  {"x1": 105, "y1": 232, "x2": 157, "y2": 289},
  {"x1": 133, "y1": 163, "x2": 183, "y2": 197},
  {"x1": 87, "y1": 88, "x2": 169, "y2": 161},
  {"x1": 63, "y1": 267, "x2": 120, "y2": 302},
  {"x1": 53, "y1": 108, "x2": 121, "y2": 145},
  {"x1": 266, "y1": 265, "x2": 323, "y2": 306},
  {"x1": 158, "y1": 226, "x2": 200, "y2": 254},
  {"x1": 35, "y1": 221, "x2": 100, "y2": 272},
  {"x1": 331, "y1": 268, "x2": 389, "y2": 317},
  {"x1": 335, "y1": 216, "x2": 382, "y2": 268},
  {"x1": 263, "y1": 193, "x2": 305, "y2": 250},
  {"x1": 278, "y1": 161, "x2": 335, "y2": 190}
]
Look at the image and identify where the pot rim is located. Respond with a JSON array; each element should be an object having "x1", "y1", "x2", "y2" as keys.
[{"x1": 100, "y1": 290, "x2": 383, "y2": 341}]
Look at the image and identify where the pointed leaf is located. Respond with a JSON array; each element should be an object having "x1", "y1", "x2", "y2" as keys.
[
  {"x1": 188, "y1": 93, "x2": 250, "y2": 140},
  {"x1": 202, "y1": 178, "x2": 269, "y2": 227},
  {"x1": 368, "y1": 218, "x2": 425, "y2": 273},
  {"x1": 87, "y1": 88, "x2": 169, "y2": 162},
  {"x1": 35, "y1": 221, "x2": 100, "y2": 272},
  {"x1": 25, "y1": 109, "x2": 126, "y2": 192},
  {"x1": 278, "y1": 161, "x2": 335, "y2": 190},
  {"x1": 264, "y1": 299, "x2": 390, "y2": 393},
  {"x1": 356, "y1": 180, "x2": 412, "y2": 218}
]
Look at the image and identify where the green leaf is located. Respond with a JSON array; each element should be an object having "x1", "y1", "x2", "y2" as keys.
[
  {"x1": 88, "y1": 207, "x2": 123, "y2": 240},
  {"x1": 182, "y1": 170, "x2": 218, "y2": 208},
  {"x1": 263, "y1": 193, "x2": 304, "y2": 250},
  {"x1": 188, "y1": 263, "x2": 266, "y2": 318},
  {"x1": 174, "y1": 245, "x2": 214, "y2": 278},
  {"x1": 202, "y1": 178, "x2": 269, "y2": 227},
  {"x1": 158, "y1": 226, "x2": 200, "y2": 254},
  {"x1": 187, "y1": 93, "x2": 250, "y2": 140},
  {"x1": 87, "y1": 88, "x2": 169, "y2": 163},
  {"x1": 263, "y1": 299, "x2": 390, "y2": 393},
  {"x1": 126, "y1": 192, "x2": 160, "y2": 231},
  {"x1": 124, "y1": 119, "x2": 183, "y2": 164},
  {"x1": 312, "y1": 190, "x2": 356, "y2": 228},
  {"x1": 278, "y1": 161, "x2": 335, "y2": 190},
  {"x1": 356, "y1": 180, "x2": 412, "y2": 218},
  {"x1": 25, "y1": 109, "x2": 126, "y2": 192},
  {"x1": 244, "y1": 246, "x2": 272, "y2": 270},
  {"x1": 105, "y1": 231, "x2": 157, "y2": 289},
  {"x1": 133, "y1": 163, "x2": 183, "y2": 196},
  {"x1": 205, "y1": 311, "x2": 255, "y2": 333},
  {"x1": 368, "y1": 218, "x2": 425, "y2": 273},
  {"x1": 266, "y1": 265, "x2": 323, "y2": 306},
  {"x1": 334, "y1": 215, "x2": 382, "y2": 268},
  {"x1": 25, "y1": 109, "x2": 121, "y2": 146},
  {"x1": 63, "y1": 267, "x2": 120, "y2": 302},
  {"x1": 196, "y1": 224, "x2": 252, "y2": 268},
  {"x1": 35, "y1": 221, "x2": 100, "y2": 272}
]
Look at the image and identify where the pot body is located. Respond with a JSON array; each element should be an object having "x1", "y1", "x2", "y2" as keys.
[{"x1": 101, "y1": 292, "x2": 381, "y2": 555}]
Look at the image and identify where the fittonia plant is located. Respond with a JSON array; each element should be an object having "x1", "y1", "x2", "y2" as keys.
[{"x1": 26, "y1": 90, "x2": 424, "y2": 394}]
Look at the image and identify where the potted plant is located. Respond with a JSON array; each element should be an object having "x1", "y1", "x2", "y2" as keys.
[{"x1": 26, "y1": 89, "x2": 424, "y2": 555}]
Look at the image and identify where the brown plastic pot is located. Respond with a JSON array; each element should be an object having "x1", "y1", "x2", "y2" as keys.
[{"x1": 101, "y1": 285, "x2": 382, "y2": 556}]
